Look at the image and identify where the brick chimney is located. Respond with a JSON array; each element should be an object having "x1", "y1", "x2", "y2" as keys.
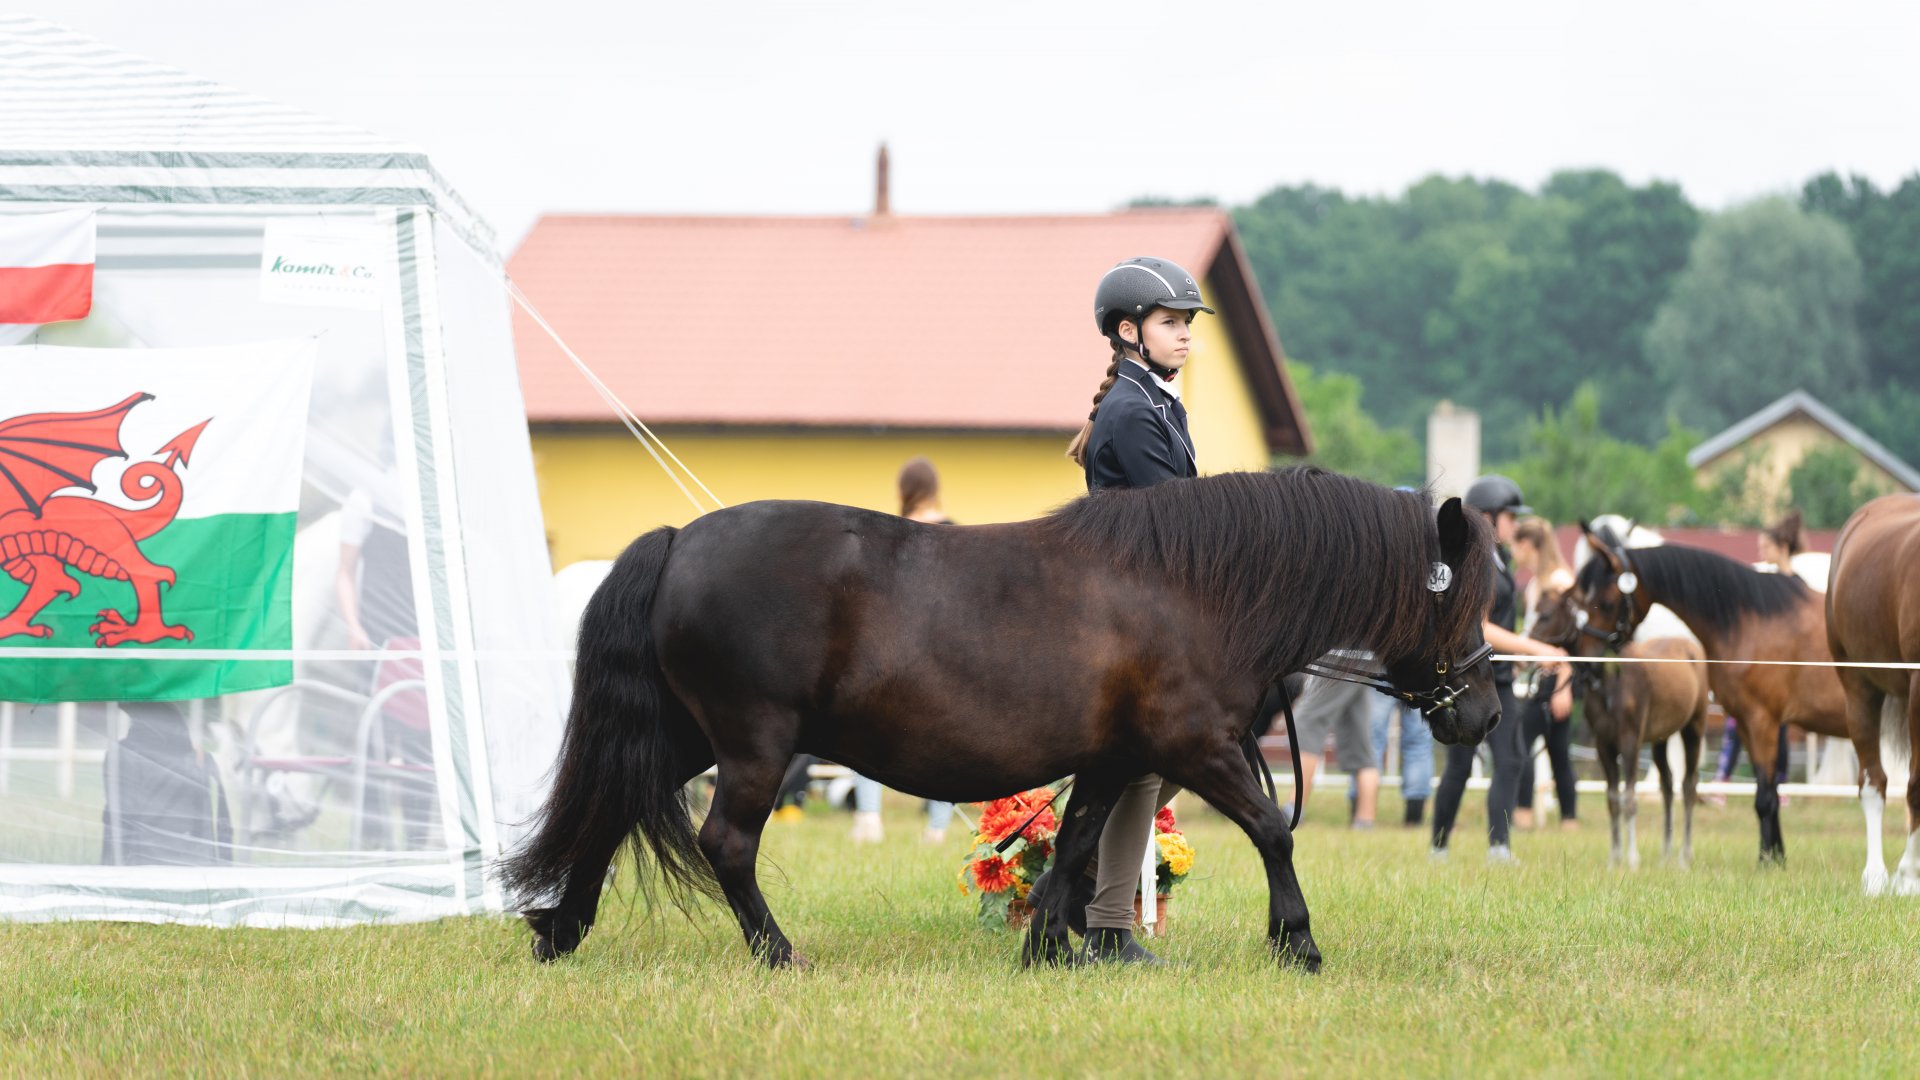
[{"x1": 873, "y1": 142, "x2": 890, "y2": 218}]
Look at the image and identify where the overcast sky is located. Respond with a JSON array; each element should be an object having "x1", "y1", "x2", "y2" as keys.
[{"x1": 35, "y1": 0, "x2": 1920, "y2": 251}]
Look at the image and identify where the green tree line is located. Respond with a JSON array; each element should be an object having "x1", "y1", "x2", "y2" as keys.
[{"x1": 1219, "y1": 170, "x2": 1920, "y2": 489}]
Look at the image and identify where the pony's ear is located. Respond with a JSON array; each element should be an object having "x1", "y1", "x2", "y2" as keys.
[
  {"x1": 1578, "y1": 520, "x2": 1624, "y2": 573},
  {"x1": 1437, "y1": 497, "x2": 1470, "y2": 565}
]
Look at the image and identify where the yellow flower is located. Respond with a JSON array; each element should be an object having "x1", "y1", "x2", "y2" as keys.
[
  {"x1": 1014, "y1": 878, "x2": 1032, "y2": 899},
  {"x1": 1156, "y1": 832, "x2": 1195, "y2": 877},
  {"x1": 957, "y1": 866, "x2": 972, "y2": 895}
]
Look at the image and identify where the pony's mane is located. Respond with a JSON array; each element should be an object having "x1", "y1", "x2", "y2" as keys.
[
  {"x1": 1039, "y1": 465, "x2": 1493, "y2": 680},
  {"x1": 1577, "y1": 542, "x2": 1812, "y2": 636}
]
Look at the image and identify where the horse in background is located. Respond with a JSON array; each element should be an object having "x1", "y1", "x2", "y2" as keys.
[
  {"x1": 1534, "y1": 590, "x2": 1707, "y2": 867},
  {"x1": 1827, "y1": 494, "x2": 1920, "y2": 895},
  {"x1": 500, "y1": 467, "x2": 1503, "y2": 972},
  {"x1": 1572, "y1": 525, "x2": 1850, "y2": 867}
]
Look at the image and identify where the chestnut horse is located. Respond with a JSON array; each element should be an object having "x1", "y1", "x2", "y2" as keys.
[
  {"x1": 500, "y1": 468, "x2": 1501, "y2": 972},
  {"x1": 1571, "y1": 526, "x2": 1849, "y2": 864},
  {"x1": 1827, "y1": 494, "x2": 1920, "y2": 895}
]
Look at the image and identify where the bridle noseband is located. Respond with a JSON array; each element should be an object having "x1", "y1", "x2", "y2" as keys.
[
  {"x1": 1298, "y1": 558, "x2": 1492, "y2": 717},
  {"x1": 1303, "y1": 641, "x2": 1495, "y2": 717}
]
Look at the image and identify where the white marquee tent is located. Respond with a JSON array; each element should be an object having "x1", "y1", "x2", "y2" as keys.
[{"x1": 0, "y1": 14, "x2": 566, "y2": 924}]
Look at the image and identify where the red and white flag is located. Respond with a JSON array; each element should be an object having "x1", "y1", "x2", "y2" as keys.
[{"x1": 0, "y1": 209, "x2": 96, "y2": 344}]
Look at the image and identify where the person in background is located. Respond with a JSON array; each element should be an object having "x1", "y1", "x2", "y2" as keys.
[
  {"x1": 1511, "y1": 517, "x2": 1580, "y2": 831},
  {"x1": 1429, "y1": 475, "x2": 1569, "y2": 865},
  {"x1": 848, "y1": 457, "x2": 959, "y2": 844},
  {"x1": 1287, "y1": 672, "x2": 1379, "y2": 827},
  {"x1": 1367, "y1": 692, "x2": 1433, "y2": 827}
]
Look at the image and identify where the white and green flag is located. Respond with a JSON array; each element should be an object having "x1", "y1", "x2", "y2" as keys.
[{"x1": 0, "y1": 341, "x2": 315, "y2": 702}]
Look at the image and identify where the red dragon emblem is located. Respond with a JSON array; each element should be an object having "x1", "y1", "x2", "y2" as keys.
[{"x1": 0, "y1": 394, "x2": 209, "y2": 647}]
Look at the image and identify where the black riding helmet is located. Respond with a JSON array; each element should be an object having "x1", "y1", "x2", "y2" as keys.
[
  {"x1": 1463, "y1": 474, "x2": 1531, "y2": 517},
  {"x1": 1094, "y1": 257, "x2": 1215, "y2": 368}
]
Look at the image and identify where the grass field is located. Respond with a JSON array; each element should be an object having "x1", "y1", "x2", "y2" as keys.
[{"x1": 5, "y1": 788, "x2": 1920, "y2": 1077}]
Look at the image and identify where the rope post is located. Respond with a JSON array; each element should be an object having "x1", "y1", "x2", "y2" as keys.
[{"x1": 1138, "y1": 830, "x2": 1158, "y2": 936}]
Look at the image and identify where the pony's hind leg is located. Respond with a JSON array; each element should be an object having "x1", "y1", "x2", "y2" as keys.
[
  {"x1": 701, "y1": 749, "x2": 802, "y2": 966},
  {"x1": 1652, "y1": 736, "x2": 1675, "y2": 863},
  {"x1": 1622, "y1": 736, "x2": 1642, "y2": 871},
  {"x1": 1165, "y1": 740, "x2": 1320, "y2": 972},
  {"x1": 1678, "y1": 720, "x2": 1702, "y2": 869},
  {"x1": 1021, "y1": 772, "x2": 1126, "y2": 968},
  {"x1": 529, "y1": 744, "x2": 718, "y2": 962}
]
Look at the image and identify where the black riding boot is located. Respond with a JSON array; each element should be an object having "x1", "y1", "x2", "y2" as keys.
[
  {"x1": 1082, "y1": 927, "x2": 1163, "y2": 966},
  {"x1": 1404, "y1": 797, "x2": 1427, "y2": 827}
]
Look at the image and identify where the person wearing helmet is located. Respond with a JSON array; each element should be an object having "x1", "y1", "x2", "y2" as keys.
[
  {"x1": 1050, "y1": 256, "x2": 1214, "y2": 965},
  {"x1": 1066, "y1": 256, "x2": 1214, "y2": 488},
  {"x1": 1428, "y1": 475, "x2": 1569, "y2": 864}
]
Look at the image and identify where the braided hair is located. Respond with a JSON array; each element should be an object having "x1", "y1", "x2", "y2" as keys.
[{"x1": 1065, "y1": 340, "x2": 1131, "y2": 466}]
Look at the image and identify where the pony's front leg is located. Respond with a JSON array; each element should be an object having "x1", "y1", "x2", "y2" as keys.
[
  {"x1": 1846, "y1": 678, "x2": 1891, "y2": 894},
  {"x1": 1022, "y1": 773, "x2": 1124, "y2": 968},
  {"x1": 1598, "y1": 742, "x2": 1623, "y2": 867},
  {"x1": 1167, "y1": 741, "x2": 1319, "y2": 972},
  {"x1": 701, "y1": 753, "x2": 800, "y2": 967},
  {"x1": 1747, "y1": 715, "x2": 1787, "y2": 864},
  {"x1": 1621, "y1": 735, "x2": 1642, "y2": 870},
  {"x1": 1892, "y1": 673, "x2": 1920, "y2": 896}
]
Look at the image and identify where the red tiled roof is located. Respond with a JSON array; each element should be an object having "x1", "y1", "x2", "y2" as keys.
[{"x1": 509, "y1": 209, "x2": 1307, "y2": 452}]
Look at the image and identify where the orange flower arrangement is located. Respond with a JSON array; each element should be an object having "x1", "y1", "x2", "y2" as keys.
[{"x1": 958, "y1": 786, "x2": 1061, "y2": 929}]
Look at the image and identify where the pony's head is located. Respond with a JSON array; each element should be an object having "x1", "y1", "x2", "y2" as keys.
[
  {"x1": 1375, "y1": 496, "x2": 1502, "y2": 746},
  {"x1": 1571, "y1": 520, "x2": 1647, "y2": 649}
]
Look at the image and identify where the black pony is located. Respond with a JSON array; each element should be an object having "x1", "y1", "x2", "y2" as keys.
[{"x1": 500, "y1": 466, "x2": 1500, "y2": 972}]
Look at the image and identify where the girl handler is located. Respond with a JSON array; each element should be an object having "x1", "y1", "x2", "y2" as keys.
[{"x1": 1053, "y1": 256, "x2": 1212, "y2": 965}]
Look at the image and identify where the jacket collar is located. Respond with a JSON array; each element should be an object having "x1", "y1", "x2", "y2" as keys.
[{"x1": 1120, "y1": 358, "x2": 1182, "y2": 401}]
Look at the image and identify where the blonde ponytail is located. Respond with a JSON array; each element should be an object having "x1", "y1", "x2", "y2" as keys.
[{"x1": 1066, "y1": 344, "x2": 1128, "y2": 466}]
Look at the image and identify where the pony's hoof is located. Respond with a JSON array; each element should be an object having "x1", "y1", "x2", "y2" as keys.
[
  {"x1": 1892, "y1": 873, "x2": 1920, "y2": 897},
  {"x1": 1020, "y1": 931, "x2": 1075, "y2": 969},
  {"x1": 1863, "y1": 867, "x2": 1890, "y2": 896},
  {"x1": 1276, "y1": 931, "x2": 1322, "y2": 974},
  {"x1": 531, "y1": 932, "x2": 568, "y2": 963}
]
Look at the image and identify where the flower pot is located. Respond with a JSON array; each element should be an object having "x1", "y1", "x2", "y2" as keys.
[
  {"x1": 1132, "y1": 892, "x2": 1172, "y2": 933},
  {"x1": 1006, "y1": 897, "x2": 1033, "y2": 930}
]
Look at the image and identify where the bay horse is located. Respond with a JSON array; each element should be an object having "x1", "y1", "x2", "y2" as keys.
[
  {"x1": 1533, "y1": 591, "x2": 1707, "y2": 867},
  {"x1": 499, "y1": 467, "x2": 1501, "y2": 972},
  {"x1": 1572, "y1": 525, "x2": 1849, "y2": 865},
  {"x1": 1826, "y1": 494, "x2": 1920, "y2": 895}
]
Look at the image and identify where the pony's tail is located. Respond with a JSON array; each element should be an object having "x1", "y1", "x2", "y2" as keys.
[{"x1": 498, "y1": 526, "x2": 721, "y2": 912}]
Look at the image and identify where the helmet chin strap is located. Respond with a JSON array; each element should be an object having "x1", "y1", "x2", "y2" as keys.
[{"x1": 1114, "y1": 324, "x2": 1180, "y2": 382}]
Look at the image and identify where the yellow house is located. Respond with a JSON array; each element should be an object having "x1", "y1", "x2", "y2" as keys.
[
  {"x1": 1687, "y1": 389, "x2": 1920, "y2": 514},
  {"x1": 511, "y1": 199, "x2": 1310, "y2": 569}
]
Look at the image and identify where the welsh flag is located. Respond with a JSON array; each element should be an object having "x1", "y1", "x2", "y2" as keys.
[
  {"x1": 0, "y1": 342, "x2": 315, "y2": 702},
  {"x1": 0, "y1": 210, "x2": 96, "y2": 345}
]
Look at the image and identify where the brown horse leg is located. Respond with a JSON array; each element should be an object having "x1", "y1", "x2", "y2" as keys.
[
  {"x1": 1845, "y1": 676, "x2": 1892, "y2": 895},
  {"x1": 1597, "y1": 736, "x2": 1623, "y2": 867},
  {"x1": 700, "y1": 751, "x2": 800, "y2": 966},
  {"x1": 1892, "y1": 674, "x2": 1920, "y2": 895},
  {"x1": 1678, "y1": 721, "x2": 1702, "y2": 869},
  {"x1": 1745, "y1": 713, "x2": 1786, "y2": 863},
  {"x1": 1163, "y1": 741, "x2": 1320, "y2": 972},
  {"x1": 1021, "y1": 772, "x2": 1126, "y2": 968},
  {"x1": 1620, "y1": 734, "x2": 1642, "y2": 871},
  {"x1": 1652, "y1": 735, "x2": 1675, "y2": 865}
]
